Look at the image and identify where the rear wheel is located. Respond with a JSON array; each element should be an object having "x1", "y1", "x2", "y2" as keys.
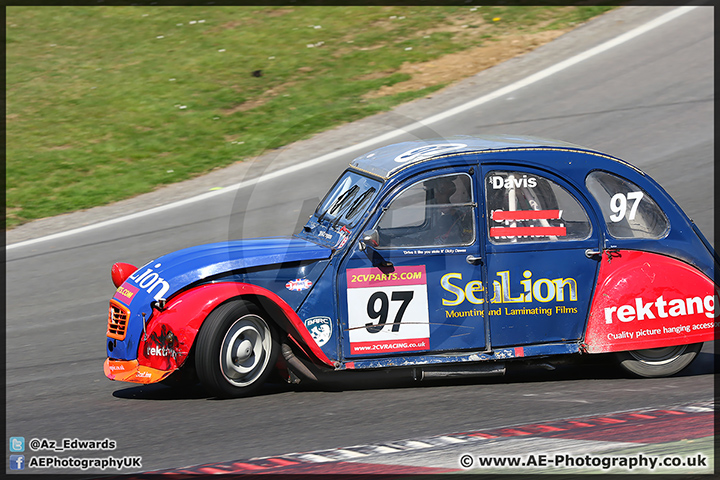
[
  {"x1": 195, "y1": 300, "x2": 279, "y2": 398},
  {"x1": 615, "y1": 343, "x2": 702, "y2": 378}
]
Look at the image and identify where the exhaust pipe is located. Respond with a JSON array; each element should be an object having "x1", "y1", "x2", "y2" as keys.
[
  {"x1": 282, "y1": 341, "x2": 507, "y2": 385},
  {"x1": 414, "y1": 362, "x2": 506, "y2": 381},
  {"x1": 281, "y1": 342, "x2": 321, "y2": 382}
]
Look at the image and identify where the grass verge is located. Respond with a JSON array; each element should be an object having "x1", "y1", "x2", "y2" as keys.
[{"x1": 6, "y1": 5, "x2": 615, "y2": 228}]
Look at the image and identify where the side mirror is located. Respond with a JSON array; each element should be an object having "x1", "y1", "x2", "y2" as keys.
[
  {"x1": 358, "y1": 229, "x2": 392, "y2": 268},
  {"x1": 362, "y1": 229, "x2": 380, "y2": 248}
]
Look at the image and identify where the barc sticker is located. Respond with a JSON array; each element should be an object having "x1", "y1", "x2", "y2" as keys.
[{"x1": 304, "y1": 316, "x2": 333, "y2": 347}]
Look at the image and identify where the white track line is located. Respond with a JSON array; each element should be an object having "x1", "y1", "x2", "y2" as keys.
[{"x1": 7, "y1": 6, "x2": 697, "y2": 251}]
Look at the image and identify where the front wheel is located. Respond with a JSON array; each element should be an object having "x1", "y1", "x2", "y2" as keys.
[
  {"x1": 195, "y1": 300, "x2": 279, "y2": 398},
  {"x1": 615, "y1": 343, "x2": 702, "y2": 378}
]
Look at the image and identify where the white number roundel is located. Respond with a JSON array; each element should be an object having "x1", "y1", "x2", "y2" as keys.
[{"x1": 393, "y1": 143, "x2": 467, "y2": 164}]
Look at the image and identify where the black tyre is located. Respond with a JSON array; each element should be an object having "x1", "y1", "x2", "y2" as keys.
[
  {"x1": 195, "y1": 299, "x2": 279, "y2": 398},
  {"x1": 615, "y1": 343, "x2": 702, "y2": 378}
]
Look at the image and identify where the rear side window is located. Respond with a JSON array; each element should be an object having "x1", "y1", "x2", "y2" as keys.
[
  {"x1": 485, "y1": 171, "x2": 591, "y2": 244},
  {"x1": 586, "y1": 171, "x2": 669, "y2": 239}
]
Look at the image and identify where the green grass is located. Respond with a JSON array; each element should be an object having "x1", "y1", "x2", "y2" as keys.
[{"x1": 6, "y1": 5, "x2": 615, "y2": 228}]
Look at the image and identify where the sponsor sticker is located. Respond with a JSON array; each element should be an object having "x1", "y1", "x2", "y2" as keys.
[
  {"x1": 286, "y1": 278, "x2": 313, "y2": 292},
  {"x1": 347, "y1": 265, "x2": 430, "y2": 354},
  {"x1": 304, "y1": 316, "x2": 333, "y2": 347},
  {"x1": 127, "y1": 263, "x2": 171, "y2": 301},
  {"x1": 112, "y1": 284, "x2": 139, "y2": 304},
  {"x1": 108, "y1": 364, "x2": 129, "y2": 373},
  {"x1": 490, "y1": 209, "x2": 567, "y2": 238}
]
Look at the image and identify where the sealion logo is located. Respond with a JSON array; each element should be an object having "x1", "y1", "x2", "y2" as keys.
[
  {"x1": 304, "y1": 316, "x2": 333, "y2": 347},
  {"x1": 128, "y1": 263, "x2": 171, "y2": 301},
  {"x1": 393, "y1": 143, "x2": 467, "y2": 164}
]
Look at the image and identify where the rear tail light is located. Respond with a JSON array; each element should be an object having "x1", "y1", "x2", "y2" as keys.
[{"x1": 111, "y1": 262, "x2": 137, "y2": 288}]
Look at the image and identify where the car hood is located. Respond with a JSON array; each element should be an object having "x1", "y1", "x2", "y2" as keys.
[{"x1": 115, "y1": 236, "x2": 332, "y2": 307}]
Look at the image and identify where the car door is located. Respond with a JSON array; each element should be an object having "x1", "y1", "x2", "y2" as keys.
[
  {"x1": 481, "y1": 166, "x2": 602, "y2": 347},
  {"x1": 337, "y1": 166, "x2": 488, "y2": 359}
]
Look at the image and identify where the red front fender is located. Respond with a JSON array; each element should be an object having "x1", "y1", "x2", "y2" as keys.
[{"x1": 136, "y1": 282, "x2": 335, "y2": 376}]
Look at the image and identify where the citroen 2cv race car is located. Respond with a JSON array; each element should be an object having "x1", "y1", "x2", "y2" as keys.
[{"x1": 105, "y1": 135, "x2": 718, "y2": 398}]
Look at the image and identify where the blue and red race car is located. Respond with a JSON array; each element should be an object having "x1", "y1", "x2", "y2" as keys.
[{"x1": 105, "y1": 135, "x2": 717, "y2": 397}]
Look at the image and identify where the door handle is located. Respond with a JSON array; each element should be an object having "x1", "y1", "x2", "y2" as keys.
[
  {"x1": 585, "y1": 249, "x2": 602, "y2": 259},
  {"x1": 466, "y1": 255, "x2": 483, "y2": 265}
]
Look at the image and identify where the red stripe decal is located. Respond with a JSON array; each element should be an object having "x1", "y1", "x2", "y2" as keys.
[
  {"x1": 499, "y1": 429, "x2": 532, "y2": 436},
  {"x1": 568, "y1": 421, "x2": 595, "y2": 428},
  {"x1": 533, "y1": 425, "x2": 566, "y2": 433},
  {"x1": 267, "y1": 458, "x2": 301, "y2": 466},
  {"x1": 492, "y1": 209, "x2": 561, "y2": 221},
  {"x1": 490, "y1": 226, "x2": 567, "y2": 237},
  {"x1": 595, "y1": 417, "x2": 626, "y2": 424},
  {"x1": 465, "y1": 432, "x2": 499, "y2": 439},
  {"x1": 628, "y1": 413, "x2": 656, "y2": 419}
]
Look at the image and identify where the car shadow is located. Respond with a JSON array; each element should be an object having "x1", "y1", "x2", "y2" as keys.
[
  {"x1": 290, "y1": 351, "x2": 716, "y2": 393},
  {"x1": 112, "y1": 383, "x2": 209, "y2": 400},
  {"x1": 112, "y1": 351, "x2": 715, "y2": 400},
  {"x1": 111, "y1": 378, "x2": 294, "y2": 400}
]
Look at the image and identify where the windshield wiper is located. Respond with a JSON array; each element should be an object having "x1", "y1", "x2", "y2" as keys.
[
  {"x1": 335, "y1": 187, "x2": 376, "y2": 227},
  {"x1": 318, "y1": 185, "x2": 359, "y2": 224}
]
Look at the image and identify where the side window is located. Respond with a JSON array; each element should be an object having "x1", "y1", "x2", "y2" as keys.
[
  {"x1": 586, "y1": 171, "x2": 669, "y2": 239},
  {"x1": 486, "y1": 171, "x2": 591, "y2": 244},
  {"x1": 375, "y1": 173, "x2": 475, "y2": 248}
]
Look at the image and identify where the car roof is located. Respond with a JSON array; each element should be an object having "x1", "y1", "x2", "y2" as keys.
[{"x1": 348, "y1": 134, "x2": 633, "y2": 180}]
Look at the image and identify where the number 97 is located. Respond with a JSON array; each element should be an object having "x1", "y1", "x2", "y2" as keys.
[{"x1": 609, "y1": 191, "x2": 643, "y2": 222}]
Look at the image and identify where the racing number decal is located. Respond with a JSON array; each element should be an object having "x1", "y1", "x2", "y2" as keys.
[
  {"x1": 365, "y1": 291, "x2": 414, "y2": 333},
  {"x1": 609, "y1": 191, "x2": 643, "y2": 222},
  {"x1": 347, "y1": 266, "x2": 430, "y2": 355}
]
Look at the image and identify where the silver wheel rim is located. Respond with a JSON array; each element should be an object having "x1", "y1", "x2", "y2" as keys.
[
  {"x1": 628, "y1": 345, "x2": 687, "y2": 366},
  {"x1": 219, "y1": 314, "x2": 272, "y2": 387}
]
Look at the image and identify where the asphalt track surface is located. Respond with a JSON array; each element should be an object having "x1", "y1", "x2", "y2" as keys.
[{"x1": 5, "y1": 6, "x2": 714, "y2": 475}]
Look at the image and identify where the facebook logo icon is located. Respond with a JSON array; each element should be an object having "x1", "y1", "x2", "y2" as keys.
[{"x1": 10, "y1": 454, "x2": 25, "y2": 470}]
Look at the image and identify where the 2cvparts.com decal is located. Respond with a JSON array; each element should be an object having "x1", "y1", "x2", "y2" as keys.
[
  {"x1": 346, "y1": 265, "x2": 430, "y2": 355},
  {"x1": 112, "y1": 284, "x2": 139, "y2": 305}
]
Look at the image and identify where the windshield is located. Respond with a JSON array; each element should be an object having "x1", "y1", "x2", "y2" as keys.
[
  {"x1": 315, "y1": 170, "x2": 381, "y2": 228},
  {"x1": 298, "y1": 170, "x2": 382, "y2": 249}
]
